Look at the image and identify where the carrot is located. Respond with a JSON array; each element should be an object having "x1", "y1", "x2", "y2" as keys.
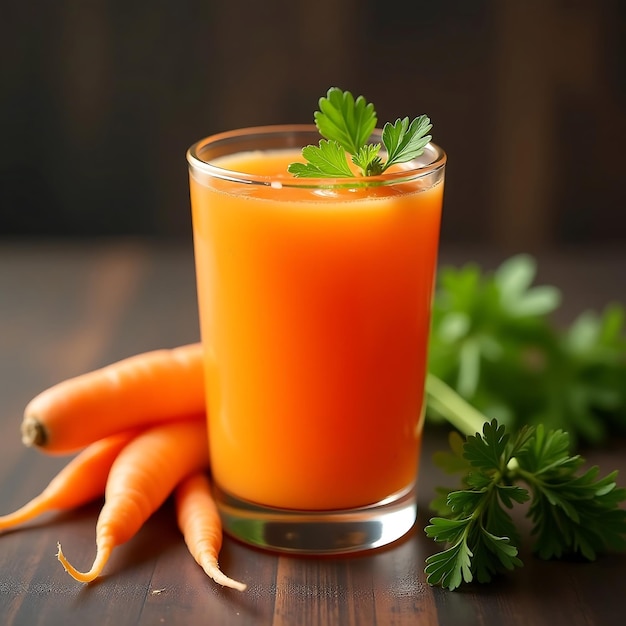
[
  {"x1": 57, "y1": 418, "x2": 209, "y2": 583},
  {"x1": 21, "y1": 343, "x2": 205, "y2": 454},
  {"x1": 175, "y1": 472, "x2": 246, "y2": 592},
  {"x1": 0, "y1": 430, "x2": 139, "y2": 532}
]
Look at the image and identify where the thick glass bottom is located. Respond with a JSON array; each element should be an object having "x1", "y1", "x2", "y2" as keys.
[{"x1": 214, "y1": 484, "x2": 417, "y2": 554}]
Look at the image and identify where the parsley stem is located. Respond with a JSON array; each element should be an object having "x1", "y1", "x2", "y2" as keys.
[{"x1": 425, "y1": 374, "x2": 487, "y2": 437}]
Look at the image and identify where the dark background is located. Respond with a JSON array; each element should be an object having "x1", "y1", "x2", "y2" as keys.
[{"x1": 1, "y1": 0, "x2": 624, "y2": 252}]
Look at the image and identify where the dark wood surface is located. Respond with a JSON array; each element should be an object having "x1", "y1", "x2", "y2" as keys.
[{"x1": 1, "y1": 240, "x2": 625, "y2": 626}]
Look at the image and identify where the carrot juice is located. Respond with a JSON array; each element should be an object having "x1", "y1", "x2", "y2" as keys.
[{"x1": 187, "y1": 125, "x2": 446, "y2": 552}]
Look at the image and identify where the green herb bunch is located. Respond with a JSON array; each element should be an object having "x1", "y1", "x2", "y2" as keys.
[
  {"x1": 425, "y1": 257, "x2": 626, "y2": 589},
  {"x1": 427, "y1": 254, "x2": 626, "y2": 447},
  {"x1": 424, "y1": 418, "x2": 626, "y2": 590}
]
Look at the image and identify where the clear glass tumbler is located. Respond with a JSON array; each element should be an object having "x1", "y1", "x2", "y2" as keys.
[{"x1": 187, "y1": 125, "x2": 446, "y2": 554}]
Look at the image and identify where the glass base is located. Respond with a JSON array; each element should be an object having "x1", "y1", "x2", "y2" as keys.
[{"x1": 215, "y1": 484, "x2": 417, "y2": 555}]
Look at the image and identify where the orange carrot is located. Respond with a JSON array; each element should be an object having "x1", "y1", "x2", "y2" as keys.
[
  {"x1": 175, "y1": 472, "x2": 246, "y2": 592},
  {"x1": 0, "y1": 430, "x2": 139, "y2": 532},
  {"x1": 21, "y1": 343, "x2": 205, "y2": 454},
  {"x1": 57, "y1": 418, "x2": 209, "y2": 583}
]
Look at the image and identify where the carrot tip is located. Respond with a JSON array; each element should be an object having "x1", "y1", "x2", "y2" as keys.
[
  {"x1": 0, "y1": 495, "x2": 45, "y2": 532},
  {"x1": 21, "y1": 417, "x2": 47, "y2": 447},
  {"x1": 201, "y1": 559, "x2": 247, "y2": 592},
  {"x1": 56, "y1": 541, "x2": 110, "y2": 584}
]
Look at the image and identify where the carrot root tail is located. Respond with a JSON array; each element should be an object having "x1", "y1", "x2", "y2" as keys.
[
  {"x1": 200, "y1": 556, "x2": 247, "y2": 592},
  {"x1": 0, "y1": 496, "x2": 48, "y2": 532},
  {"x1": 56, "y1": 542, "x2": 112, "y2": 583}
]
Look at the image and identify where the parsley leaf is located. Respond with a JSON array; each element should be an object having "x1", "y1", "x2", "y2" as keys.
[
  {"x1": 352, "y1": 143, "x2": 383, "y2": 176},
  {"x1": 514, "y1": 424, "x2": 626, "y2": 560},
  {"x1": 314, "y1": 87, "x2": 377, "y2": 155},
  {"x1": 425, "y1": 418, "x2": 626, "y2": 590},
  {"x1": 382, "y1": 116, "x2": 432, "y2": 170},
  {"x1": 288, "y1": 87, "x2": 433, "y2": 178},
  {"x1": 425, "y1": 421, "x2": 529, "y2": 590},
  {"x1": 287, "y1": 140, "x2": 354, "y2": 178}
]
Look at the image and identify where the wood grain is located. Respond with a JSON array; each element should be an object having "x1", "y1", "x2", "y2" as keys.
[{"x1": 0, "y1": 241, "x2": 624, "y2": 626}]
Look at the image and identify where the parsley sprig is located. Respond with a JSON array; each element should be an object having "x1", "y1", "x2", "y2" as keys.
[
  {"x1": 425, "y1": 256, "x2": 626, "y2": 590},
  {"x1": 288, "y1": 87, "x2": 432, "y2": 178},
  {"x1": 424, "y1": 413, "x2": 626, "y2": 590},
  {"x1": 427, "y1": 254, "x2": 626, "y2": 447}
]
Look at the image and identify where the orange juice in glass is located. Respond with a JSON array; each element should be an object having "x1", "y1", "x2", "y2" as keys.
[{"x1": 187, "y1": 125, "x2": 445, "y2": 553}]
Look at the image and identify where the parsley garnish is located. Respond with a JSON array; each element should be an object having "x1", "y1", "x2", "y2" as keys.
[{"x1": 288, "y1": 87, "x2": 432, "y2": 178}]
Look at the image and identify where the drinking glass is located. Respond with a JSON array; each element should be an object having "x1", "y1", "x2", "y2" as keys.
[{"x1": 187, "y1": 125, "x2": 446, "y2": 553}]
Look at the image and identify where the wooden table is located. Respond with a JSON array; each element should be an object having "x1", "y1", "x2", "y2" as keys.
[{"x1": 1, "y1": 240, "x2": 625, "y2": 626}]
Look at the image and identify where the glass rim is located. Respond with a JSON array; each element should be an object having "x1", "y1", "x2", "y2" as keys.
[{"x1": 186, "y1": 124, "x2": 446, "y2": 188}]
